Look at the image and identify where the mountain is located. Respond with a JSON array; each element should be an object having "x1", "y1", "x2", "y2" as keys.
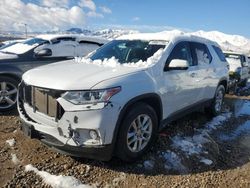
[{"x1": 191, "y1": 30, "x2": 250, "y2": 54}]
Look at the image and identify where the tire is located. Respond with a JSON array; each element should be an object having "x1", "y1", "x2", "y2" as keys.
[
  {"x1": 0, "y1": 76, "x2": 19, "y2": 112},
  {"x1": 116, "y1": 103, "x2": 158, "y2": 162},
  {"x1": 208, "y1": 85, "x2": 225, "y2": 116}
]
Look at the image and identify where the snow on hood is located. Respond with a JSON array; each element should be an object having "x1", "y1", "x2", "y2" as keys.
[
  {"x1": 23, "y1": 49, "x2": 164, "y2": 90},
  {"x1": 0, "y1": 52, "x2": 18, "y2": 59}
]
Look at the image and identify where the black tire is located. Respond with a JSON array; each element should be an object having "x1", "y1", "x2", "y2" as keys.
[
  {"x1": 208, "y1": 85, "x2": 225, "y2": 116},
  {"x1": 116, "y1": 103, "x2": 158, "y2": 162},
  {"x1": 0, "y1": 76, "x2": 19, "y2": 112}
]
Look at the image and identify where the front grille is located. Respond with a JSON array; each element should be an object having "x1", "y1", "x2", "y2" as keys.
[{"x1": 20, "y1": 84, "x2": 65, "y2": 120}]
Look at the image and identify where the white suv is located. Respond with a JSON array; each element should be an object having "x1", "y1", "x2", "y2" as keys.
[{"x1": 18, "y1": 33, "x2": 229, "y2": 161}]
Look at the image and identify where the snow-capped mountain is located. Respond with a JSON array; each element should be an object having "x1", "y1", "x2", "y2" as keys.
[
  {"x1": 191, "y1": 30, "x2": 250, "y2": 54},
  {"x1": 1, "y1": 28, "x2": 249, "y2": 55}
]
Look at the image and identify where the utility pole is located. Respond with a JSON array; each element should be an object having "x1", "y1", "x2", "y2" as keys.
[{"x1": 24, "y1": 23, "x2": 27, "y2": 38}]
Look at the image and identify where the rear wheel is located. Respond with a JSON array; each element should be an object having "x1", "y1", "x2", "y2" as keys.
[
  {"x1": 209, "y1": 85, "x2": 225, "y2": 116},
  {"x1": 116, "y1": 103, "x2": 158, "y2": 162},
  {"x1": 0, "y1": 76, "x2": 19, "y2": 112}
]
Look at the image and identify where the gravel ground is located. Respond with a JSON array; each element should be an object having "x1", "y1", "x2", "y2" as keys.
[{"x1": 0, "y1": 85, "x2": 250, "y2": 188}]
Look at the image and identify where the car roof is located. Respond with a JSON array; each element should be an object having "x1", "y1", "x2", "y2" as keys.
[
  {"x1": 223, "y1": 51, "x2": 247, "y2": 56},
  {"x1": 36, "y1": 34, "x2": 108, "y2": 44},
  {"x1": 117, "y1": 30, "x2": 219, "y2": 46}
]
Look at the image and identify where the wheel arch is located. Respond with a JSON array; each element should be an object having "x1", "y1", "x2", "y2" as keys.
[{"x1": 110, "y1": 93, "x2": 163, "y2": 156}]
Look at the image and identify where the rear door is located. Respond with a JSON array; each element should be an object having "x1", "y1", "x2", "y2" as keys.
[{"x1": 189, "y1": 42, "x2": 215, "y2": 100}]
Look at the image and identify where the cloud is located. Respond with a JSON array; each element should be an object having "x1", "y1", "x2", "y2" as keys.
[
  {"x1": 132, "y1": 17, "x2": 140, "y2": 22},
  {"x1": 41, "y1": 0, "x2": 69, "y2": 8},
  {"x1": 78, "y1": 0, "x2": 96, "y2": 11},
  {"x1": 99, "y1": 6, "x2": 112, "y2": 14},
  {"x1": 0, "y1": 0, "x2": 85, "y2": 32},
  {"x1": 87, "y1": 11, "x2": 104, "y2": 18}
]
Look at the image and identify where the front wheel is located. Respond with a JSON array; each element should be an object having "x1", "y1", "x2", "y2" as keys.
[
  {"x1": 116, "y1": 103, "x2": 158, "y2": 162},
  {"x1": 0, "y1": 76, "x2": 19, "y2": 112},
  {"x1": 209, "y1": 85, "x2": 225, "y2": 116}
]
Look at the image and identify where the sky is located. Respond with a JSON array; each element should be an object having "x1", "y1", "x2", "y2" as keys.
[{"x1": 0, "y1": 0, "x2": 250, "y2": 38}]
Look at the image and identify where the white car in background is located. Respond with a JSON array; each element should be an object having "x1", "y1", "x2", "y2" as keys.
[
  {"x1": 224, "y1": 52, "x2": 249, "y2": 86},
  {"x1": 18, "y1": 33, "x2": 229, "y2": 161}
]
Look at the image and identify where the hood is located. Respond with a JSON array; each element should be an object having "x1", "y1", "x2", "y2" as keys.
[
  {"x1": 23, "y1": 59, "x2": 146, "y2": 90},
  {"x1": 0, "y1": 52, "x2": 18, "y2": 60}
]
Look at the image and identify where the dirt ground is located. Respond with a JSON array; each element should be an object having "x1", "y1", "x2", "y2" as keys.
[{"x1": 1, "y1": 85, "x2": 250, "y2": 188}]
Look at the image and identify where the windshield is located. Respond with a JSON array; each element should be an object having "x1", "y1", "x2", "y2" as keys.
[
  {"x1": 90, "y1": 40, "x2": 166, "y2": 64},
  {"x1": 0, "y1": 38, "x2": 49, "y2": 55},
  {"x1": 225, "y1": 54, "x2": 243, "y2": 66}
]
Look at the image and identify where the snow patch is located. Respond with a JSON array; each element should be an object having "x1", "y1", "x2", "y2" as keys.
[
  {"x1": 6, "y1": 138, "x2": 16, "y2": 147},
  {"x1": 235, "y1": 101, "x2": 250, "y2": 117},
  {"x1": 172, "y1": 113, "x2": 231, "y2": 157},
  {"x1": 11, "y1": 153, "x2": 20, "y2": 165},
  {"x1": 171, "y1": 134, "x2": 209, "y2": 156},
  {"x1": 219, "y1": 120, "x2": 250, "y2": 141},
  {"x1": 200, "y1": 158, "x2": 213, "y2": 165},
  {"x1": 143, "y1": 160, "x2": 155, "y2": 170},
  {"x1": 162, "y1": 150, "x2": 187, "y2": 172},
  {"x1": 25, "y1": 164, "x2": 92, "y2": 188}
]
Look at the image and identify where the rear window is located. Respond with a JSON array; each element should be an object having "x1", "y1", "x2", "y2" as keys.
[{"x1": 212, "y1": 45, "x2": 227, "y2": 62}]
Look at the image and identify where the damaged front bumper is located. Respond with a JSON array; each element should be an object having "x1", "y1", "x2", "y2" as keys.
[{"x1": 17, "y1": 83, "x2": 120, "y2": 161}]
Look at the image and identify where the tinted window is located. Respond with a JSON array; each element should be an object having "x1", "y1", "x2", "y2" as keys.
[
  {"x1": 23, "y1": 38, "x2": 49, "y2": 46},
  {"x1": 90, "y1": 40, "x2": 166, "y2": 64},
  {"x1": 51, "y1": 37, "x2": 76, "y2": 44},
  {"x1": 190, "y1": 42, "x2": 212, "y2": 65},
  {"x1": 212, "y1": 45, "x2": 227, "y2": 62},
  {"x1": 79, "y1": 40, "x2": 103, "y2": 46},
  {"x1": 166, "y1": 41, "x2": 193, "y2": 66}
]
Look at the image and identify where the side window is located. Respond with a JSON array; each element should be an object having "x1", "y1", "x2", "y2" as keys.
[
  {"x1": 79, "y1": 40, "x2": 103, "y2": 46},
  {"x1": 190, "y1": 42, "x2": 212, "y2": 65},
  {"x1": 166, "y1": 41, "x2": 193, "y2": 66},
  {"x1": 212, "y1": 45, "x2": 227, "y2": 62},
  {"x1": 51, "y1": 37, "x2": 76, "y2": 44}
]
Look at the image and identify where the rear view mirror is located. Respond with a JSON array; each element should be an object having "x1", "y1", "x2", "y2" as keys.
[
  {"x1": 166, "y1": 59, "x2": 189, "y2": 71},
  {"x1": 35, "y1": 48, "x2": 52, "y2": 57}
]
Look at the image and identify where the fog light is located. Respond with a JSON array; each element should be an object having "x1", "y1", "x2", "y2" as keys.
[{"x1": 89, "y1": 130, "x2": 98, "y2": 140}]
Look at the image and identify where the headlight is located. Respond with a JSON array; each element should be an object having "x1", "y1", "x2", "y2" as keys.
[{"x1": 62, "y1": 87, "x2": 121, "y2": 105}]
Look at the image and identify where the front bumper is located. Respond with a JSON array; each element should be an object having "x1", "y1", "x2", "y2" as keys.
[
  {"x1": 17, "y1": 84, "x2": 121, "y2": 161},
  {"x1": 21, "y1": 122, "x2": 113, "y2": 161}
]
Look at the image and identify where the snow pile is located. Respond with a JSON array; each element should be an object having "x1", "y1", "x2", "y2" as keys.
[
  {"x1": 25, "y1": 164, "x2": 92, "y2": 188},
  {"x1": 6, "y1": 138, "x2": 16, "y2": 147},
  {"x1": 82, "y1": 48, "x2": 164, "y2": 68},
  {"x1": 11, "y1": 153, "x2": 20, "y2": 165}
]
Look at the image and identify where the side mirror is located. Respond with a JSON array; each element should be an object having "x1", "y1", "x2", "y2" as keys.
[
  {"x1": 35, "y1": 48, "x2": 52, "y2": 57},
  {"x1": 166, "y1": 59, "x2": 189, "y2": 71}
]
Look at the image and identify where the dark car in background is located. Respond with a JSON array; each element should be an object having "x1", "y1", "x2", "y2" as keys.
[{"x1": 0, "y1": 34, "x2": 107, "y2": 111}]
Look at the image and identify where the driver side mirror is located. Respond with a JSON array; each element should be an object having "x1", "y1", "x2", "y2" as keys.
[
  {"x1": 165, "y1": 59, "x2": 189, "y2": 71},
  {"x1": 34, "y1": 48, "x2": 52, "y2": 58}
]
